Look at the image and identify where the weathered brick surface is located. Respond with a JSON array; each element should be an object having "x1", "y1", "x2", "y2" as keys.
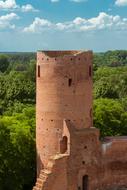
[
  {"x1": 36, "y1": 51, "x2": 93, "y2": 171},
  {"x1": 34, "y1": 51, "x2": 127, "y2": 190}
]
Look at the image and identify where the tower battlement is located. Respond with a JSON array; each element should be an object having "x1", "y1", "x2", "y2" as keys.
[{"x1": 37, "y1": 50, "x2": 93, "y2": 65}]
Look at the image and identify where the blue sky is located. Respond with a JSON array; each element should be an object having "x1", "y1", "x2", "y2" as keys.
[{"x1": 0, "y1": 0, "x2": 127, "y2": 52}]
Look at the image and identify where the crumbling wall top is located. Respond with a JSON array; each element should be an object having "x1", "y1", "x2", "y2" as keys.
[{"x1": 37, "y1": 50, "x2": 92, "y2": 58}]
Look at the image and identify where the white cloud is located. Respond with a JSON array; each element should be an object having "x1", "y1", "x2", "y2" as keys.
[
  {"x1": 0, "y1": 0, "x2": 38, "y2": 12},
  {"x1": 51, "y1": 0, "x2": 87, "y2": 2},
  {"x1": 23, "y1": 17, "x2": 52, "y2": 33},
  {"x1": 23, "y1": 12, "x2": 127, "y2": 33},
  {"x1": 73, "y1": 17, "x2": 86, "y2": 25},
  {"x1": 0, "y1": 0, "x2": 17, "y2": 9},
  {"x1": 21, "y1": 4, "x2": 38, "y2": 12},
  {"x1": 70, "y1": 0, "x2": 87, "y2": 2},
  {"x1": 50, "y1": 0, "x2": 59, "y2": 2},
  {"x1": 0, "y1": 12, "x2": 19, "y2": 29},
  {"x1": 115, "y1": 0, "x2": 127, "y2": 6}
]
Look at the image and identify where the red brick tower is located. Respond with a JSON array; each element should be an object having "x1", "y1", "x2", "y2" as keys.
[
  {"x1": 33, "y1": 50, "x2": 127, "y2": 190},
  {"x1": 36, "y1": 51, "x2": 93, "y2": 173}
]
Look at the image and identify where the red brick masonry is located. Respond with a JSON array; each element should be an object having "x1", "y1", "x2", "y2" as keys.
[{"x1": 33, "y1": 51, "x2": 127, "y2": 190}]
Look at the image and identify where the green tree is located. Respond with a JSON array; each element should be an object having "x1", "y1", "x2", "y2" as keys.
[
  {"x1": 94, "y1": 66, "x2": 127, "y2": 99},
  {"x1": 0, "y1": 106, "x2": 36, "y2": 190},
  {"x1": 0, "y1": 55, "x2": 9, "y2": 73},
  {"x1": 93, "y1": 98, "x2": 125, "y2": 137},
  {"x1": 5, "y1": 71, "x2": 35, "y2": 103},
  {"x1": 26, "y1": 59, "x2": 36, "y2": 82}
]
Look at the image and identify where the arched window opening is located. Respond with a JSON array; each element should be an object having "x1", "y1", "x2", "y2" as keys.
[
  {"x1": 60, "y1": 136, "x2": 68, "y2": 154},
  {"x1": 82, "y1": 175, "x2": 89, "y2": 190},
  {"x1": 68, "y1": 78, "x2": 72, "y2": 87},
  {"x1": 89, "y1": 66, "x2": 92, "y2": 77},
  {"x1": 38, "y1": 65, "x2": 40, "y2": 77}
]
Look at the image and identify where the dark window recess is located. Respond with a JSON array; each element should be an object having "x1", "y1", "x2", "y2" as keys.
[
  {"x1": 90, "y1": 108, "x2": 92, "y2": 118},
  {"x1": 60, "y1": 136, "x2": 68, "y2": 154},
  {"x1": 82, "y1": 175, "x2": 89, "y2": 190},
  {"x1": 89, "y1": 66, "x2": 92, "y2": 77},
  {"x1": 38, "y1": 65, "x2": 40, "y2": 77},
  {"x1": 68, "y1": 78, "x2": 72, "y2": 87},
  {"x1": 82, "y1": 161, "x2": 85, "y2": 165}
]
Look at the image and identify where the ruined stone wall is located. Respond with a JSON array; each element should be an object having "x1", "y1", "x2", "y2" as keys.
[
  {"x1": 65, "y1": 124, "x2": 101, "y2": 190},
  {"x1": 101, "y1": 137, "x2": 127, "y2": 189},
  {"x1": 63, "y1": 123, "x2": 127, "y2": 190}
]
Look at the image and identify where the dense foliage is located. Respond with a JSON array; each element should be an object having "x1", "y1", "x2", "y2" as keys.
[
  {"x1": 93, "y1": 50, "x2": 127, "y2": 137},
  {"x1": 94, "y1": 98, "x2": 127, "y2": 137},
  {"x1": 0, "y1": 50, "x2": 127, "y2": 189},
  {"x1": 0, "y1": 53, "x2": 36, "y2": 190},
  {"x1": 0, "y1": 107, "x2": 36, "y2": 190}
]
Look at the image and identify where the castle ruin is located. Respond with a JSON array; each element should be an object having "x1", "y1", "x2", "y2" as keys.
[{"x1": 33, "y1": 50, "x2": 127, "y2": 190}]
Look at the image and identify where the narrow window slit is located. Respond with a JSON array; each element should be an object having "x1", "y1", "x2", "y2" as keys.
[
  {"x1": 89, "y1": 66, "x2": 92, "y2": 77},
  {"x1": 68, "y1": 78, "x2": 72, "y2": 87},
  {"x1": 38, "y1": 65, "x2": 40, "y2": 77},
  {"x1": 90, "y1": 108, "x2": 92, "y2": 118}
]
